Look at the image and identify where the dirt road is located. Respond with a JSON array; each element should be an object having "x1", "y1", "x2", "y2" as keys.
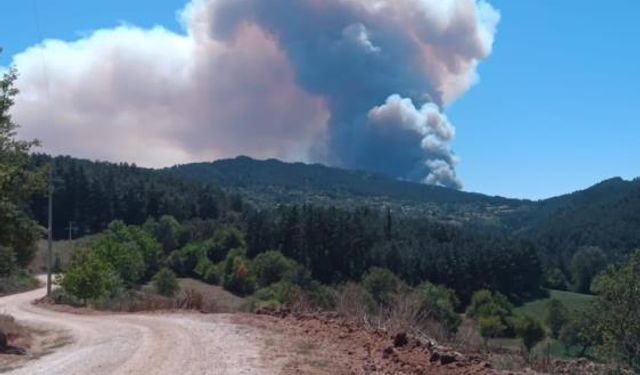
[{"x1": 0, "y1": 283, "x2": 286, "y2": 375}]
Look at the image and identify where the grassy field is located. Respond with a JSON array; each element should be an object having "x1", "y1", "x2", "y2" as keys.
[
  {"x1": 516, "y1": 289, "x2": 595, "y2": 320},
  {"x1": 509, "y1": 289, "x2": 596, "y2": 359}
]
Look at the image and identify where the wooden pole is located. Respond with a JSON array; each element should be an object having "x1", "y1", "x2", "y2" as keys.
[{"x1": 47, "y1": 164, "x2": 53, "y2": 296}]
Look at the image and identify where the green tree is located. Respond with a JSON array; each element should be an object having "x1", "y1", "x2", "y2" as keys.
[
  {"x1": 590, "y1": 250, "x2": 640, "y2": 371},
  {"x1": 543, "y1": 267, "x2": 568, "y2": 290},
  {"x1": 559, "y1": 308, "x2": 601, "y2": 357},
  {"x1": 416, "y1": 282, "x2": 461, "y2": 334},
  {"x1": 61, "y1": 253, "x2": 122, "y2": 304},
  {"x1": 94, "y1": 237, "x2": 145, "y2": 285},
  {"x1": 152, "y1": 268, "x2": 180, "y2": 297},
  {"x1": 570, "y1": 246, "x2": 607, "y2": 293},
  {"x1": 514, "y1": 314, "x2": 546, "y2": 354},
  {"x1": 362, "y1": 267, "x2": 401, "y2": 306},
  {"x1": 252, "y1": 251, "x2": 297, "y2": 288},
  {"x1": 222, "y1": 248, "x2": 255, "y2": 296},
  {"x1": 154, "y1": 215, "x2": 183, "y2": 253},
  {"x1": 92, "y1": 221, "x2": 161, "y2": 285},
  {"x1": 0, "y1": 246, "x2": 17, "y2": 276},
  {"x1": 545, "y1": 298, "x2": 569, "y2": 339},
  {"x1": 478, "y1": 316, "x2": 506, "y2": 346},
  {"x1": 467, "y1": 290, "x2": 514, "y2": 338},
  {"x1": 0, "y1": 61, "x2": 45, "y2": 271}
]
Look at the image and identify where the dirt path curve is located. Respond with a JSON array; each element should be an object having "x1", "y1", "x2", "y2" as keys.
[{"x1": 0, "y1": 282, "x2": 285, "y2": 375}]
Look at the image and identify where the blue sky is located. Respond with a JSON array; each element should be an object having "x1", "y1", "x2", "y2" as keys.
[{"x1": 1, "y1": 0, "x2": 638, "y2": 200}]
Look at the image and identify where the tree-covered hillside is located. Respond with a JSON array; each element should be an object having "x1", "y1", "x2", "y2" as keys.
[
  {"x1": 513, "y1": 177, "x2": 640, "y2": 267},
  {"x1": 28, "y1": 154, "x2": 640, "y2": 297},
  {"x1": 167, "y1": 156, "x2": 532, "y2": 227},
  {"x1": 29, "y1": 154, "x2": 236, "y2": 239}
]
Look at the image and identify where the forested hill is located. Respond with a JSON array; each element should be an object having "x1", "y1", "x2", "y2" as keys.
[
  {"x1": 166, "y1": 156, "x2": 532, "y2": 226},
  {"x1": 513, "y1": 177, "x2": 640, "y2": 266},
  {"x1": 29, "y1": 154, "x2": 238, "y2": 239},
  {"x1": 167, "y1": 156, "x2": 640, "y2": 266}
]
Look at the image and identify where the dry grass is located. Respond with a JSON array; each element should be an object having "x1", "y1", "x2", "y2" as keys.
[
  {"x1": 334, "y1": 284, "x2": 449, "y2": 345},
  {"x1": 176, "y1": 278, "x2": 248, "y2": 312},
  {"x1": 95, "y1": 288, "x2": 213, "y2": 313}
]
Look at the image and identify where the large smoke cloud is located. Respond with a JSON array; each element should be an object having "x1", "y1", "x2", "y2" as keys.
[{"x1": 7, "y1": 0, "x2": 499, "y2": 188}]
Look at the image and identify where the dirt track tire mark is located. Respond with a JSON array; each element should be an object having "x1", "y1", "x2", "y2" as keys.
[{"x1": 0, "y1": 284, "x2": 284, "y2": 375}]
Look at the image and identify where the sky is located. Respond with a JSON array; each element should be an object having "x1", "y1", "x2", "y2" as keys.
[{"x1": 1, "y1": 0, "x2": 638, "y2": 200}]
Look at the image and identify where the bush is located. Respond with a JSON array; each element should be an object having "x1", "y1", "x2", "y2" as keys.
[
  {"x1": 153, "y1": 268, "x2": 180, "y2": 297},
  {"x1": 543, "y1": 268, "x2": 569, "y2": 290},
  {"x1": 222, "y1": 248, "x2": 255, "y2": 296},
  {"x1": 210, "y1": 227, "x2": 245, "y2": 261},
  {"x1": 92, "y1": 221, "x2": 162, "y2": 285},
  {"x1": 0, "y1": 246, "x2": 17, "y2": 277},
  {"x1": 336, "y1": 282, "x2": 375, "y2": 323},
  {"x1": 478, "y1": 315, "x2": 506, "y2": 345},
  {"x1": 94, "y1": 240, "x2": 145, "y2": 286},
  {"x1": 545, "y1": 298, "x2": 569, "y2": 339},
  {"x1": 61, "y1": 253, "x2": 123, "y2": 304},
  {"x1": 252, "y1": 251, "x2": 297, "y2": 288},
  {"x1": 467, "y1": 289, "x2": 513, "y2": 319},
  {"x1": 589, "y1": 250, "x2": 640, "y2": 370},
  {"x1": 362, "y1": 267, "x2": 401, "y2": 306},
  {"x1": 559, "y1": 307, "x2": 601, "y2": 357},
  {"x1": 514, "y1": 314, "x2": 545, "y2": 353},
  {"x1": 307, "y1": 283, "x2": 337, "y2": 310},
  {"x1": 153, "y1": 215, "x2": 184, "y2": 253},
  {"x1": 168, "y1": 242, "x2": 205, "y2": 276},
  {"x1": 193, "y1": 256, "x2": 223, "y2": 285},
  {"x1": 468, "y1": 289, "x2": 514, "y2": 338},
  {"x1": 416, "y1": 282, "x2": 462, "y2": 334},
  {"x1": 254, "y1": 281, "x2": 296, "y2": 305},
  {"x1": 570, "y1": 246, "x2": 607, "y2": 293}
]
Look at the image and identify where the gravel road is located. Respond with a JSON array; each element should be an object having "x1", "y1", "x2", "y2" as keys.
[{"x1": 0, "y1": 283, "x2": 285, "y2": 375}]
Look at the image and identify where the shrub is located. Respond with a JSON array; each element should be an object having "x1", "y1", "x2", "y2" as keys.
[
  {"x1": 208, "y1": 227, "x2": 246, "y2": 262},
  {"x1": 252, "y1": 251, "x2": 297, "y2": 288},
  {"x1": 478, "y1": 315, "x2": 506, "y2": 345},
  {"x1": 589, "y1": 250, "x2": 640, "y2": 370},
  {"x1": 336, "y1": 282, "x2": 375, "y2": 324},
  {"x1": 467, "y1": 289, "x2": 513, "y2": 319},
  {"x1": 514, "y1": 314, "x2": 545, "y2": 353},
  {"x1": 92, "y1": 221, "x2": 162, "y2": 284},
  {"x1": 61, "y1": 253, "x2": 123, "y2": 304},
  {"x1": 570, "y1": 246, "x2": 607, "y2": 293},
  {"x1": 155, "y1": 215, "x2": 184, "y2": 253},
  {"x1": 222, "y1": 248, "x2": 255, "y2": 296},
  {"x1": 362, "y1": 267, "x2": 401, "y2": 306},
  {"x1": 153, "y1": 268, "x2": 180, "y2": 297},
  {"x1": 559, "y1": 307, "x2": 601, "y2": 357},
  {"x1": 168, "y1": 242, "x2": 205, "y2": 276},
  {"x1": 254, "y1": 281, "x2": 296, "y2": 305},
  {"x1": 545, "y1": 298, "x2": 569, "y2": 339},
  {"x1": 467, "y1": 289, "x2": 514, "y2": 338},
  {"x1": 307, "y1": 283, "x2": 337, "y2": 310},
  {"x1": 416, "y1": 282, "x2": 462, "y2": 334},
  {"x1": 543, "y1": 267, "x2": 569, "y2": 290},
  {"x1": 0, "y1": 246, "x2": 17, "y2": 277}
]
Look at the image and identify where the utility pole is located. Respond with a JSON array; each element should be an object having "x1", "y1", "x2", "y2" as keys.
[
  {"x1": 66, "y1": 221, "x2": 78, "y2": 241},
  {"x1": 47, "y1": 164, "x2": 53, "y2": 296}
]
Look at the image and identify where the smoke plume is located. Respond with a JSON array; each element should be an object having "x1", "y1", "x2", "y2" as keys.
[{"x1": 7, "y1": 0, "x2": 499, "y2": 188}]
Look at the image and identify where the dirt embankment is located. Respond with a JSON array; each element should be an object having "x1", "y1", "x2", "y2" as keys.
[{"x1": 235, "y1": 309, "x2": 497, "y2": 375}]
